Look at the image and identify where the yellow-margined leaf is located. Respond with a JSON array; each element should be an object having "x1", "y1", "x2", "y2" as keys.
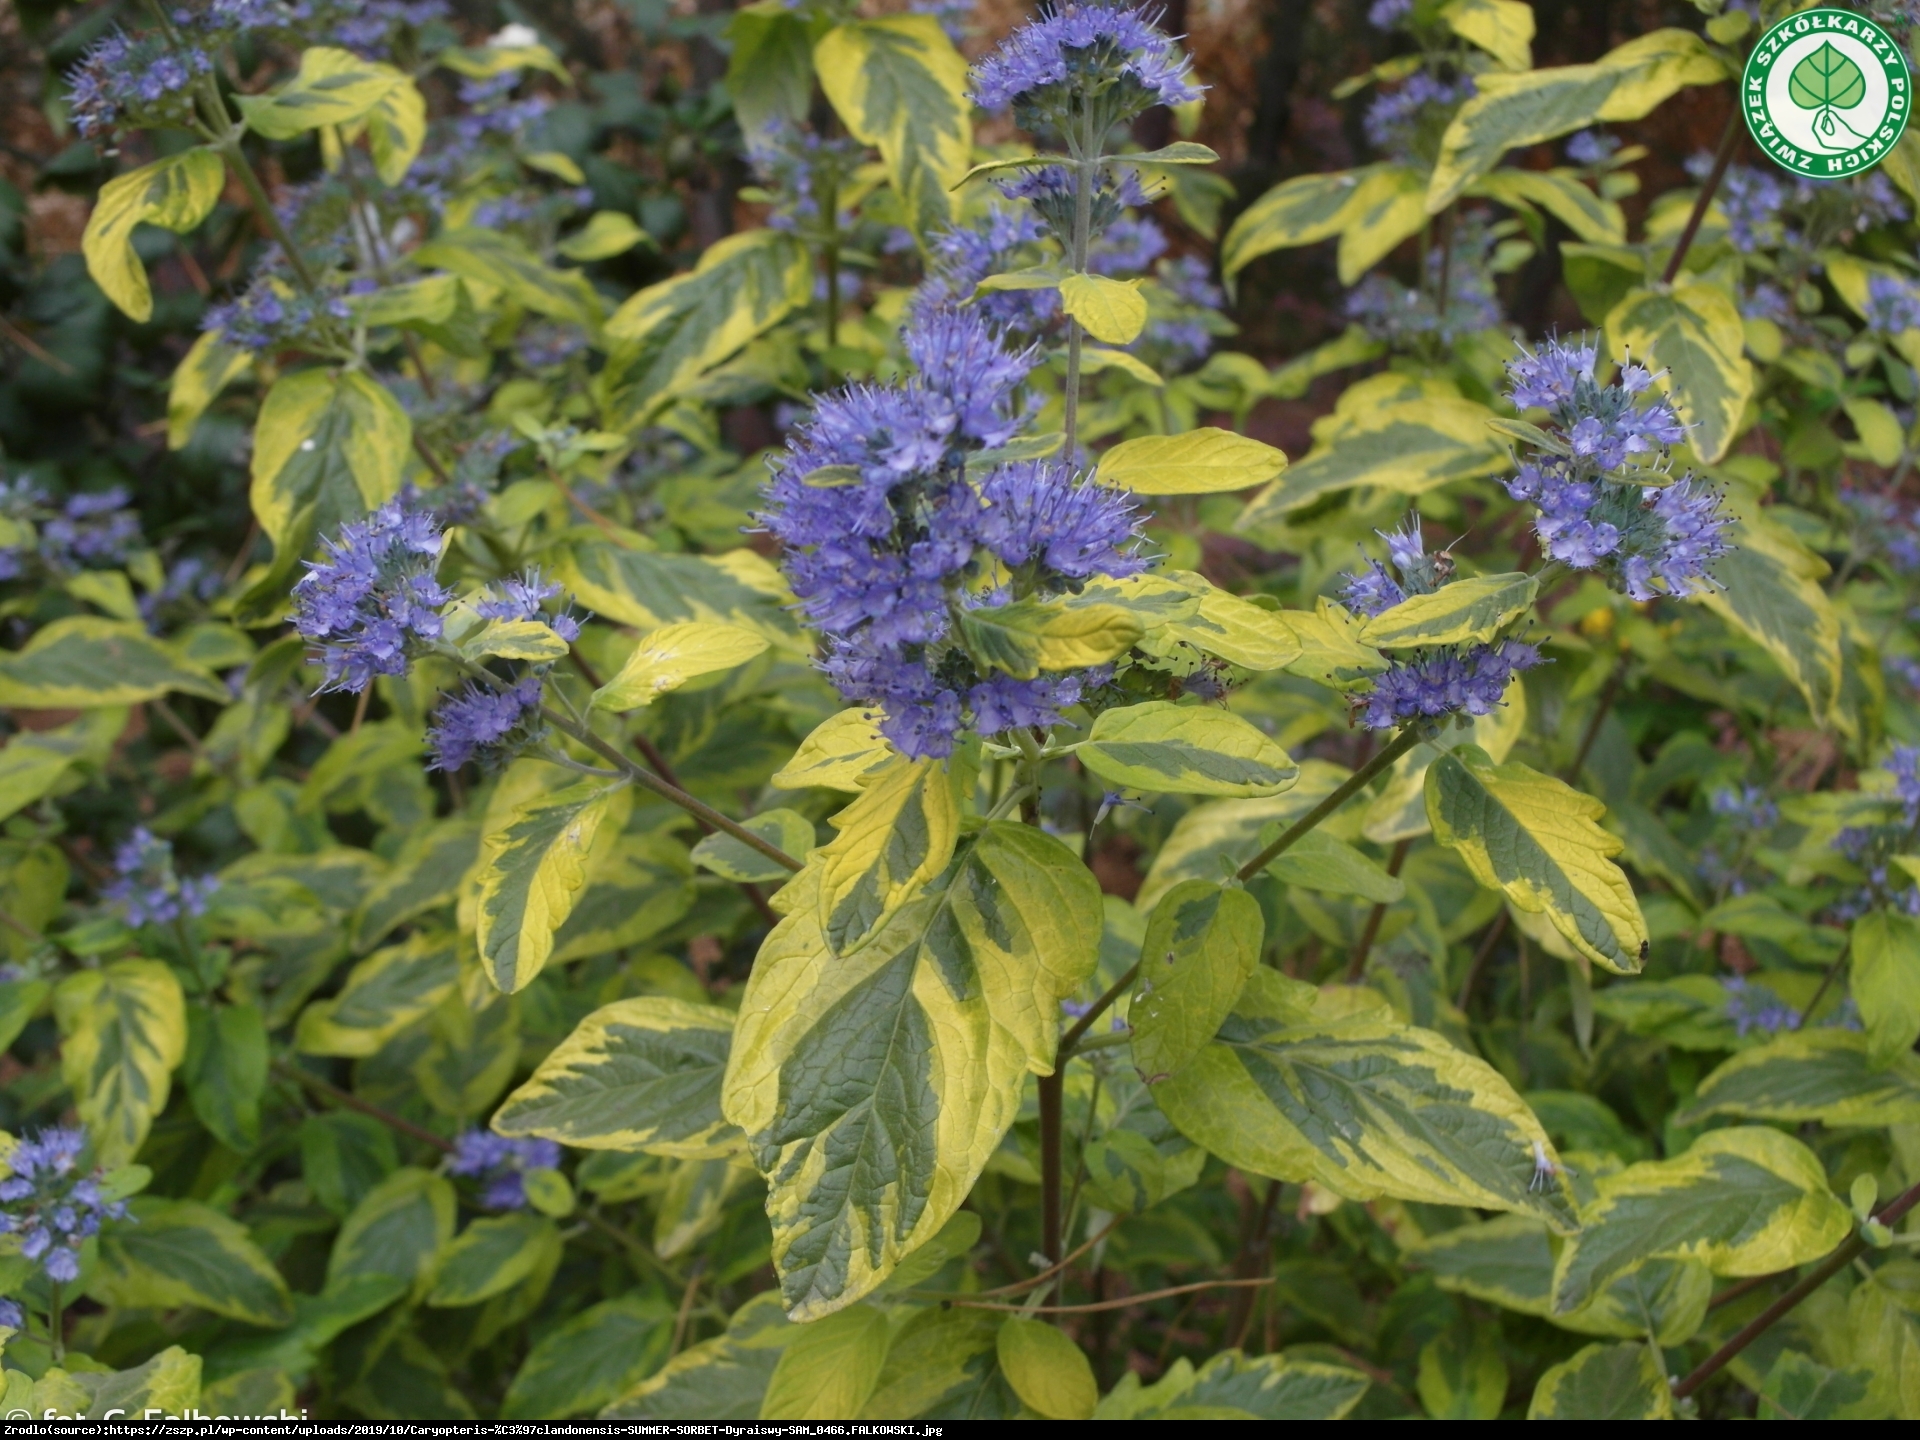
[
  {"x1": 601, "y1": 230, "x2": 812, "y2": 427},
  {"x1": 957, "y1": 596, "x2": 1143, "y2": 679},
  {"x1": 813, "y1": 758, "x2": 960, "y2": 952},
  {"x1": 814, "y1": 17, "x2": 970, "y2": 241},
  {"x1": 494, "y1": 996, "x2": 743, "y2": 1157},
  {"x1": 1335, "y1": 164, "x2": 1429, "y2": 284},
  {"x1": 413, "y1": 228, "x2": 602, "y2": 328},
  {"x1": 1604, "y1": 281, "x2": 1753, "y2": 463},
  {"x1": 859, "y1": 1309, "x2": 998, "y2": 1419},
  {"x1": 691, "y1": 809, "x2": 815, "y2": 884},
  {"x1": 1058, "y1": 273, "x2": 1148, "y2": 343},
  {"x1": 1527, "y1": 1343, "x2": 1673, "y2": 1420},
  {"x1": 1274, "y1": 598, "x2": 1391, "y2": 692},
  {"x1": 1077, "y1": 346, "x2": 1164, "y2": 385},
  {"x1": 1154, "y1": 572, "x2": 1303, "y2": 670},
  {"x1": 1678, "y1": 1028, "x2": 1920, "y2": 1128},
  {"x1": 1442, "y1": 0, "x2": 1534, "y2": 69},
  {"x1": 352, "y1": 818, "x2": 480, "y2": 952},
  {"x1": 1098, "y1": 1350, "x2": 1372, "y2": 1420},
  {"x1": 772, "y1": 709, "x2": 894, "y2": 793},
  {"x1": 91, "y1": 1198, "x2": 293, "y2": 1326},
  {"x1": 551, "y1": 832, "x2": 695, "y2": 963},
  {"x1": 234, "y1": 47, "x2": 410, "y2": 136},
  {"x1": 0, "y1": 617, "x2": 226, "y2": 708},
  {"x1": 1362, "y1": 684, "x2": 1526, "y2": 843},
  {"x1": 1129, "y1": 881, "x2": 1263, "y2": 1082},
  {"x1": 559, "y1": 211, "x2": 651, "y2": 261},
  {"x1": 501, "y1": 1293, "x2": 674, "y2": 1420},
  {"x1": 1095, "y1": 427, "x2": 1287, "y2": 495},
  {"x1": 1851, "y1": 910, "x2": 1920, "y2": 1069},
  {"x1": 1418, "y1": 1327, "x2": 1507, "y2": 1420},
  {"x1": 726, "y1": 1, "x2": 821, "y2": 137},
  {"x1": 463, "y1": 619, "x2": 570, "y2": 663},
  {"x1": 760, "y1": 1303, "x2": 890, "y2": 1420},
  {"x1": 1221, "y1": 164, "x2": 1402, "y2": 279},
  {"x1": 437, "y1": 43, "x2": 571, "y2": 81},
  {"x1": 997, "y1": 1318, "x2": 1097, "y2": 1420},
  {"x1": 294, "y1": 932, "x2": 461, "y2": 1058},
  {"x1": 250, "y1": 368, "x2": 411, "y2": 560},
  {"x1": 475, "y1": 780, "x2": 624, "y2": 993},
  {"x1": 1155, "y1": 970, "x2": 1578, "y2": 1228},
  {"x1": 82, "y1": 149, "x2": 225, "y2": 322},
  {"x1": 80, "y1": 1347, "x2": 203, "y2": 1420},
  {"x1": 722, "y1": 825, "x2": 1102, "y2": 1318},
  {"x1": 557, "y1": 543, "x2": 804, "y2": 654},
  {"x1": 363, "y1": 74, "x2": 426, "y2": 184},
  {"x1": 1549, "y1": 1127, "x2": 1849, "y2": 1313},
  {"x1": 1078, "y1": 701, "x2": 1299, "y2": 798},
  {"x1": 590, "y1": 622, "x2": 770, "y2": 711},
  {"x1": 1428, "y1": 30, "x2": 1728, "y2": 211},
  {"x1": 1426, "y1": 747, "x2": 1648, "y2": 974},
  {"x1": 654, "y1": 1155, "x2": 754, "y2": 1258},
  {"x1": 428, "y1": 1213, "x2": 561, "y2": 1307},
  {"x1": 167, "y1": 328, "x2": 253, "y2": 449},
  {"x1": 1469, "y1": 167, "x2": 1624, "y2": 243},
  {"x1": 54, "y1": 959, "x2": 187, "y2": 1166},
  {"x1": 1691, "y1": 493, "x2": 1843, "y2": 731},
  {"x1": 1358, "y1": 572, "x2": 1538, "y2": 649}
]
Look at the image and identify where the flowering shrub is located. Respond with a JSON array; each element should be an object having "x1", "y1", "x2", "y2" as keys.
[{"x1": 0, "y1": 0, "x2": 1917, "y2": 1423}]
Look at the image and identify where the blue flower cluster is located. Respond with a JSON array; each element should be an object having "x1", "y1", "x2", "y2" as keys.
[
  {"x1": 1722, "y1": 976, "x2": 1801, "y2": 1037},
  {"x1": 1346, "y1": 225, "x2": 1502, "y2": 350},
  {"x1": 66, "y1": 31, "x2": 212, "y2": 138},
  {"x1": 1825, "y1": 747, "x2": 1920, "y2": 921},
  {"x1": 292, "y1": 501, "x2": 450, "y2": 693},
  {"x1": 1363, "y1": 73, "x2": 1476, "y2": 162},
  {"x1": 104, "y1": 827, "x2": 219, "y2": 928},
  {"x1": 1693, "y1": 157, "x2": 1909, "y2": 255},
  {"x1": 1865, "y1": 273, "x2": 1920, "y2": 336},
  {"x1": 1367, "y1": 0, "x2": 1413, "y2": 29},
  {"x1": 761, "y1": 306, "x2": 1146, "y2": 758},
  {"x1": 1710, "y1": 784, "x2": 1778, "y2": 833},
  {"x1": 1502, "y1": 339, "x2": 1732, "y2": 601},
  {"x1": 924, "y1": 206, "x2": 1059, "y2": 332},
  {"x1": 428, "y1": 678, "x2": 544, "y2": 772},
  {"x1": 997, "y1": 163, "x2": 1153, "y2": 254},
  {"x1": 1340, "y1": 516, "x2": 1543, "y2": 731},
  {"x1": 0, "y1": 481, "x2": 142, "y2": 582},
  {"x1": 448, "y1": 1130, "x2": 560, "y2": 1211},
  {"x1": 969, "y1": 3, "x2": 1202, "y2": 132},
  {"x1": 0, "y1": 1126, "x2": 128, "y2": 1283},
  {"x1": 1565, "y1": 130, "x2": 1620, "y2": 167},
  {"x1": 203, "y1": 278, "x2": 355, "y2": 353},
  {"x1": 747, "y1": 121, "x2": 863, "y2": 236}
]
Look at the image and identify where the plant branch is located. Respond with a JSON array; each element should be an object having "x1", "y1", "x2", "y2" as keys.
[
  {"x1": 273, "y1": 1058, "x2": 452, "y2": 1151},
  {"x1": 1345, "y1": 837, "x2": 1412, "y2": 982},
  {"x1": 944, "y1": 1276, "x2": 1273, "y2": 1314},
  {"x1": 1671, "y1": 1179, "x2": 1920, "y2": 1400},
  {"x1": 1060, "y1": 961, "x2": 1142, "y2": 1059},
  {"x1": 1661, "y1": 112, "x2": 1741, "y2": 286},
  {"x1": 1566, "y1": 651, "x2": 1629, "y2": 785},
  {"x1": 1236, "y1": 728, "x2": 1421, "y2": 882}
]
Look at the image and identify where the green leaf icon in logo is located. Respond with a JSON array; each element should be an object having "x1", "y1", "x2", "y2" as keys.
[{"x1": 1788, "y1": 41, "x2": 1870, "y2": 147}]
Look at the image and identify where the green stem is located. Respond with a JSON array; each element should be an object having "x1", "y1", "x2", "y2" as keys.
[
  {"x1": 48, "y1": 1281, "x2": 63, "y2": 1364},
  {"x1": 1235, "y1": 728, "x2": 1421, "y2": 882}
]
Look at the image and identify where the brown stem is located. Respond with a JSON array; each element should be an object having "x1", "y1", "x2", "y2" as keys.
[
  {"x1": 1060, "y1": 961, "x2": 1142, "y2": 1059},
  {"x1": 1038, "y1": 1068, "x2": 1064, "y2": 1270},
  {"x1": 148, "y1": 698, "x2": 209, "y2": 761},
  {"x1": 1662, "y1": 113, "x2": 1742, "y2": 286},
  {"x1": 1672, "y1": 1179, "x2": 1920, "y2": 1400},
  {"x1": 1705, "y1": 1271, "x2": 1776, "y2": 1311},
  {"x1": 0, "y1": 316, "x2": 76, "y2": 375},
  {"x1": 945, "y1": 1276, "x2": 1273, "y2": 1315},
  {"x1": 545, "y1": 464, "x2": 634, "y2": 546},
  {"x1": 1345, "y1": 837, "x2": 1412, "y2": 982},
  {"x1": 1455, "y1": 909, "x2": 1510, "y2": 1011},
  {"x1": 910, "y1": 1216, "x2": 1124, "y2": 1301},
  {"x1": 669, "y1": 1259, "x2": 706, "y2": 1356},
  {"x1": 1236, "y1": 728, "x2": 1421, "y2": 882},
  {"x1": 411, "y1": 434, "x2": 455, "y2": 488},
  {"x1": 401, "y1": 333, "x2": 438, "y2": 401},
  {"x1": 1793, "y1": 940, "x2": 1851, "y2": 1030},
  {"x1": 1566, "y1": 652, "x2": 1629, "y2": 785},
  {"x1": 273, "y1": 1058, "x2": 451, "y2": 1151}
]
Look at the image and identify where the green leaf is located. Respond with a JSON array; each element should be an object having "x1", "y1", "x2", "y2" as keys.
[
  {"x1": 1135, "y1": 760, "x2": 1356, "y2": 911},
  {"x1": 82, "y1": 149, "x2": 224, "y2": 322},
  {"x1": 503, "y1": 1293, "x2": 674, "y2": 1420},
  {"x1": 723, "y1": 824, "x2": 1102, "y2": 1318},
  {"x1": 812, "y1": 758, "x2": 961, "y2": 953},
  {"x1": 1469, "y1": 167, "x2": 1624, "y2": 243},
  {"x1": 294, "y1": 932, "x2": 461, "y2": 1057},
  {"x1": 427, "y1": 1214, "x2": 561, "y2": 1307},
  {"x1": 1852, "y1": 910, "x2": 1920, "y2": 1069},
  {"x1": 957, "y1": 596, "x2": 1144, "y2": 679},
  {"x1": 167, "y1": 328, "x2": 253, "y2": 449},
  {"x1": 234, "y1": 46, "x2": 409, "y2": 136},
  {"x1": 0, "y1": 711, "x2": 121, "y2": 824},
  {"x1": 556, "y1": 541, "x2": 804, "y2": 654},
  {"x1": 1264, "y1": 829, "x2": 1406, "y2": 903},
  {"x1": 558, "y1": 210, "x2": 651, "y2": 262},
  {"x1": 1426, "y1": 747, "x2": 1648, "y2": 975},
  {"x1": 80, "y1": 1347, "x2": 203, "y2": 1419},
  {"x1": 691, "y1": 809, "x2": 815, "y2": 883},
  {"x1": 1095, "y1": 427, "x2": 1288, "y2": 495},
  {"x1": 0, "y1": 617, "x2": 226, "y2": 708},
  {"x1": 1222, "y1": 165, "x2": 1405, "y2": 279},
  {"x1": 300, "y1": 1113, "x2": 398, "y2": 1219},
  {"x1": 249, "y1": 368, "x2": 411, "y2": 563},
  {"x1": 1078, "y1": 701, "x2": 1299, "y2": 798},
  {"x1": 328, "y1": 1167, "x2": 457, "y2": 1290},
  {"x1": 1680, "y1": 1028, "x2": 1920, "y2": 1128},
  {"x1": 1604, "y1": 281, "x2": 1754, "y2": 463},
  {"x1": 1358, "y1": 572, "x2": 1538, "y2": 650},
  {"x1": 1100, "y1": 1350, "x2": 1373, "y2": 1419},
  {"x1": 91, "y1": 1198, "x2": 294, "y2": 1326},
  {"x1": 603, "y1": 1304, "x2": 783, "y2": 1419},
  {"x1": 1789, "y1": 40, "x2": 1868, "y2": 110},
  {"x1": 1441, "y1": 0, "x2": 1534, "y2": 70},
  {"x1": 590, "y1": 622, "x2": 770, "y2": 711},
  {"x1": 362, "y1": 71, "x2": 426, "y2": 184},
  {"x1": 1418, "y1": 1327, "x2": 1508, "y2": 1419},
  {"x1": 475, "y1": 779, "x2": 624, "y2": 993},
  {"x1": 184, "y1": 1003, "x2": 268, "y2": 1153},
  {"x1": 413, "y1": 228, "x2": 602, "y2": 327},
  {"x1": 352, "y1": 818, "x2": 481, "y2": 952},
  {"x1": 860, "y1": 1307, "x2": 1000, "y2": 1418},
  {"x1": 1156, "y1": 970, "x2": 1577, "y2": 1227},
  {"x1": 1527, "y1": 1342, "x2": 1673, "y2": 1420},
  {"x1": 726, "y1": 1, "x2": 822, "y2": 136},
  {"x1": 772, "y1": 710, "x2": 894, "y2": 792},
  {"x1": 1759, "y1": 1351, "x2": 1878, "y2": 1421},
  {"x1": 655, "y1": 1155, "x2": 755, "y2": 1258},
  {"x1": 997, "y1": 1318, "x2": 1097, "y2": 1420},
  {"x1": 54, "y1": 959, "x2": 187, "y2": 1166},
  {"x1": 1058, "y1": 273, "x2": 1148, "y2": 344},
  {"x1": 1550, "y1": 1127, "x2": 1850, "y2": 1314},
  {"x1": 551, "y1": 832, "x2": 696, "y2": 962},
  {"x1": 814, "y1": 17, "x2": 970, "y2": 241},
  {"x1": 494, "y1": 995, "x2": 743, "y2": 1157},
  {"x1": 1691, "y1": 495, "x2": 1844, "y2": 732},
  {"x1": 760, "y1": 1303, "x2": 891, "y2": 1420},
  {"x1": 1273, "y1": 599, "x2": 1391, "y2": 692},
  {"x1": 1130, "y1": 881, "x2": 1263, "y2": 1083},
  {"x1": 1428, "y1": 29, "x2": 1727, "y2": 211}
]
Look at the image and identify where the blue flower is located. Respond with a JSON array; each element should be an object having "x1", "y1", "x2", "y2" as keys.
[
  {"x1": 448, "y1": 1130, "x2": 560, "y2": 1211},
  {"x1": 970, "y1": 3, "x2": 1202, "y2": 125},
  {"x1": 1864, "y1": 273, "x2": 1920, "y2": 336},
  {"x1": 65, "y1": 31, "x2": 212, "y2": 138},
  {"x1": 1363, "y1": 72, "x2": 1475, "y2": 161},
  {"x1": 291, "y1": 500, "x2": 451, "y2": 693},
  {"x1": 1565, "y1": 129, "x2": 1619, "y2": 166},
  {"x1": 1722, "y1": 976, "x2": 1799, "y2": 1037},
  {"x1": 924, "y1": 206, "x2": 1058, "y2": 331},
  {"x1": 1367, "y1": 0, "x2": 1412, "y2": 29},
  {"x1": 475, "y1": 568, "x2": 582, "y2": 642},
  {"x1": 427, "y1": 677, "x2": 545, "y2": 772},
  {"x1": 1710, "y1": 784, "x2": 1778, "y2": 832},
  {"x1": 103, "y1": 827, "x2": 218, "y2": 928},
  {"x1": 0, "y1": 1125, "x2": 128, "y2": 1284},
  {"x1": 1088, "y1": 215, "x2": 1168, "y2": 276}
]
